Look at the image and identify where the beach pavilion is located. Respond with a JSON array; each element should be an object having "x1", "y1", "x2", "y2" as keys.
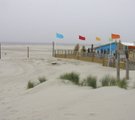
[{"x1": 95, "y1": 41, "x2": 135, "y2": 57}]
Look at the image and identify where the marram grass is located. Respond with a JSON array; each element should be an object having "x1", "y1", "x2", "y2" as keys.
[
  {"x1": 100, "y1": 75, "x2": 127, "y2": 89},
  {"x1": 27, "y1": 81, "x2": 34, "y2": 89},
  {"x1": 101, "y1": 75, "x2": 117, "y2": 86},
  {"x1": 60, "y1": 72, "x2": 80, "y2": 85},
  {"x1": 27, "y1": 76, "x2": 47, "y2": 89},
  {"x1": 38, "y1": 77, "x2": 47, "y2": 83},
  {"x1": 83, "y1": 75, "x2": 97, "y2": 88}
]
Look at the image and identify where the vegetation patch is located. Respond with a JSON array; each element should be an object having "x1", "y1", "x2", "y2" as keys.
[
  {"x1": 82, "y1": 75, "x2": 97, "y2": 88},
  {"x1": 27, "y1": 81, "x2": 34, "y2": 89},
  {"x1": 100, "y1": 75, "x2": 127, "y2": 89},
  {"x1": 60, "y1": 72, "x2": 80, "y2": 85},
  {"x1": 38, "y1": 77, "x2": 47, "y2": 83},
  {"x1": 117, "y1": 78, "x2": 127, "y2": 89},
  {"x1": 27, "y1": 76, "x2": 47, "y2": 89},
  {"x1": 101, "y1": 75, "x2": 117, "y2": 87}
]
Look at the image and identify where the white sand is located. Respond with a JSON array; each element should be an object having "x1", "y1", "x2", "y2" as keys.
[{"x1": 0, "y1": 44, "x2": 135, "y2": 120}]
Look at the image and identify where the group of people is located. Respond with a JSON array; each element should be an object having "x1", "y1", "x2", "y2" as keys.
[{"x1": 73, "y1": 44, "x2": 94, "y2": 55}]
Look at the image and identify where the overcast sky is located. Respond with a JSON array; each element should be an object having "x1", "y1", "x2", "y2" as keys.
[{"x1": 0, "y1": 0, "x2": 135, "y2": 44}]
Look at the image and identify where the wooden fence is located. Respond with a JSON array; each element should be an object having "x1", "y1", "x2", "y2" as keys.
[{"x1": 54, "y1": 49, "x2": 127, "y2": 69}]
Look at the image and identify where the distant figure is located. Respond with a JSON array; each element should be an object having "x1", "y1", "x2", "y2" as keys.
[
  {"x1": 109, "y1": 54, "x2": 115, "y2": 67},
  {"x1": 87, "y1": 48, "x2": 90, "y2": 53},
  {"x1": 81, "y1": 46, "x2": 86, "y2": 56},
  {"x1": 81, "y1": 46, "x2": 86, "y2": 53},
  {"x1": 91, "y1": 44, "x2": 94, "y2": 53},
  {"x1": 74, "y1": 44, "x2": 80, "y2": 55},
  {"x1": 125, "y1": 50, "x2": 129, "y2": 59},
  {"x1": 101, "y1": 49, "x2": 103, "y2": 54}
]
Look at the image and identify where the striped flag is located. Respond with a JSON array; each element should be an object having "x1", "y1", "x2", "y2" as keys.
[{"x1": 56, "y1": 33, "x2": 64, "y2": 39}]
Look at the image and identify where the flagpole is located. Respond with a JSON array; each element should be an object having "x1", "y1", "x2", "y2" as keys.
[
  {"x1": 0, "y1": 43, "x2": 1, "y2": 59},
  {"x1": 52, "y1": 41, "x2": 55, "y2": 57},
  {"x1": 108, "y1": 40, "x2": 112, "y2": 66},
  {"x1": 110, "y1": 41, "x2": 111, "y2": 56},
  {"x1": 116, "y1": 40, "x2": 120, "y2": 80},
  {"x1": 27, "y1": 46, "x2": 29, "y2": 59}
]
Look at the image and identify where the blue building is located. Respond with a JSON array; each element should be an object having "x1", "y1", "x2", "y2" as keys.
[
  {"x1": 95, "y1": 42, "x2": 117, "y2": 55},
  {"x1": 95, "y1": 41, "x2": 135, "y2": 56}
]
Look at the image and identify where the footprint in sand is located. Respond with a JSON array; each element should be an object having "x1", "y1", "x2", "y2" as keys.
[
  {"x1": 63, "y1": 112, "x2": 77, "y2": 119},
  {"x1": 1, "y1": 101, "x2": 7, "y2": 105},
  {"x1": 6, "y1": 106, "x2": 12, "y2": 110},
  {"x1": 89, "y1": 112, "x2": 96, "y2": 116}
]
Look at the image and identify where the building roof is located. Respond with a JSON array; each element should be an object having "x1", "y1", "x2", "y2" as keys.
[
  {"x1": 121, "y1": 42, "x2": 135, "y2": 46},
  {"x1": 95, "y1": 41, "x2": 135, "y2": 49},
  {"x1": 95, "y1": 42, "x2": 116, "y2": 49}
]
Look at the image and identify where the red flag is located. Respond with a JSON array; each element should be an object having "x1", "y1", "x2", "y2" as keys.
[
  {"x1": 79, "y1": 35, "x2": 86, "y2": 40},
  {"x1": 111, "y1": 34, "x2": 120, "y2": 39}
]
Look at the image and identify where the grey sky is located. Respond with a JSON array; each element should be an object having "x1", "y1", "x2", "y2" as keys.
[{"x1": 0, "y1": 0, "x2": 135, "y2": 44}]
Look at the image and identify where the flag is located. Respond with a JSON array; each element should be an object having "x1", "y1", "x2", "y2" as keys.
[
  {"x1": 96, "y1": 37, "x2": 101, "y2": 41},
  {"x1": 111, "y1": 33, "x2": 120, "y2": 39},
  {"x1": 56, "y1": 33, "x2": 64, "y2": 39},
  {"x1": 79, "y1": 35, "x2": 86, "y2": 40}
]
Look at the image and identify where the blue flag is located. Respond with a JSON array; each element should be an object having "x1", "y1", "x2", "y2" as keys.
[{"x1": 56, "y1": 33, "x2": 64, "y2": 39}]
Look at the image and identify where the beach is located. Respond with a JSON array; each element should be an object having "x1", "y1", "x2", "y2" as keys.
[{"x1": 0, "y1": 44, "x2": 135, "y2": 120}]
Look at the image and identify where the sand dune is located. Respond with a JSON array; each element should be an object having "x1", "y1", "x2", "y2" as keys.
[{"x1": 0, "y1": 44, "x2": 135, "y2": 120}]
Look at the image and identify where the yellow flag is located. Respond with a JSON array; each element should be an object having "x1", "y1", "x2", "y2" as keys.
[{"x1": 96, "y1": 37, "x2": 101, "y2": 41}]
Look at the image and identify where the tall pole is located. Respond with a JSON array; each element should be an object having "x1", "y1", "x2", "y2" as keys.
[
  {"x1": 108, "y1": 41, "x2": 112, "y2": 66},
  {"x1": 0, "y1": 43, "x2": 1, "y2": 59},
  {"x1": 27, "y1": 46, "x2": 29, "y2": 59},
  {"x1": 52, "y1": 41, "x2": 55, "y2": 57},
  {"x1": 110, "y1": 42, "x2": 112, "y2": 56},
  {"x1": 125, "y1": 49, "x2": 129, "y2": 80},
  {"x1": 126, "y1": 58, "x2": 129, "y2": 80},
  {"x1": 116, "y1": 41, "x2": 120, "y2": 80}
]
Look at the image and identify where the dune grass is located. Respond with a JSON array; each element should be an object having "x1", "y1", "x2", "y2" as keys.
[
  {"x1": 60, "y1": 73, "x2": 97, "y2": 88},
  {"x1": 60, "y1": 72, "x2": 80, "y2": 85},
  {"x1": 83, "y1": 75, "x2": 97, "y2": 88},
  {"x1": 117, "y1": 78, "x2": 127, "y2": 89},
  {"x1": 101, "y1": 75, "x2": 117, "y2": 87},
  {"x1": 27, "y1": 81, "x2": 34, "y2": 89},
  {"x1": 60, "y1": 73, "x2": 127, "y2": 89},
  {"x1": 38, "y1": 77, "x2": 47, "y2": 83},
  {"x1": 27, "y1": 74, "x2": 127, "y2": 89},
  {"x1": 27, "y1": 76, "x2": 47, "y2": 89},
  {"x1": 100, "y1": 75, "x2": 127, "y2": 89}
]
